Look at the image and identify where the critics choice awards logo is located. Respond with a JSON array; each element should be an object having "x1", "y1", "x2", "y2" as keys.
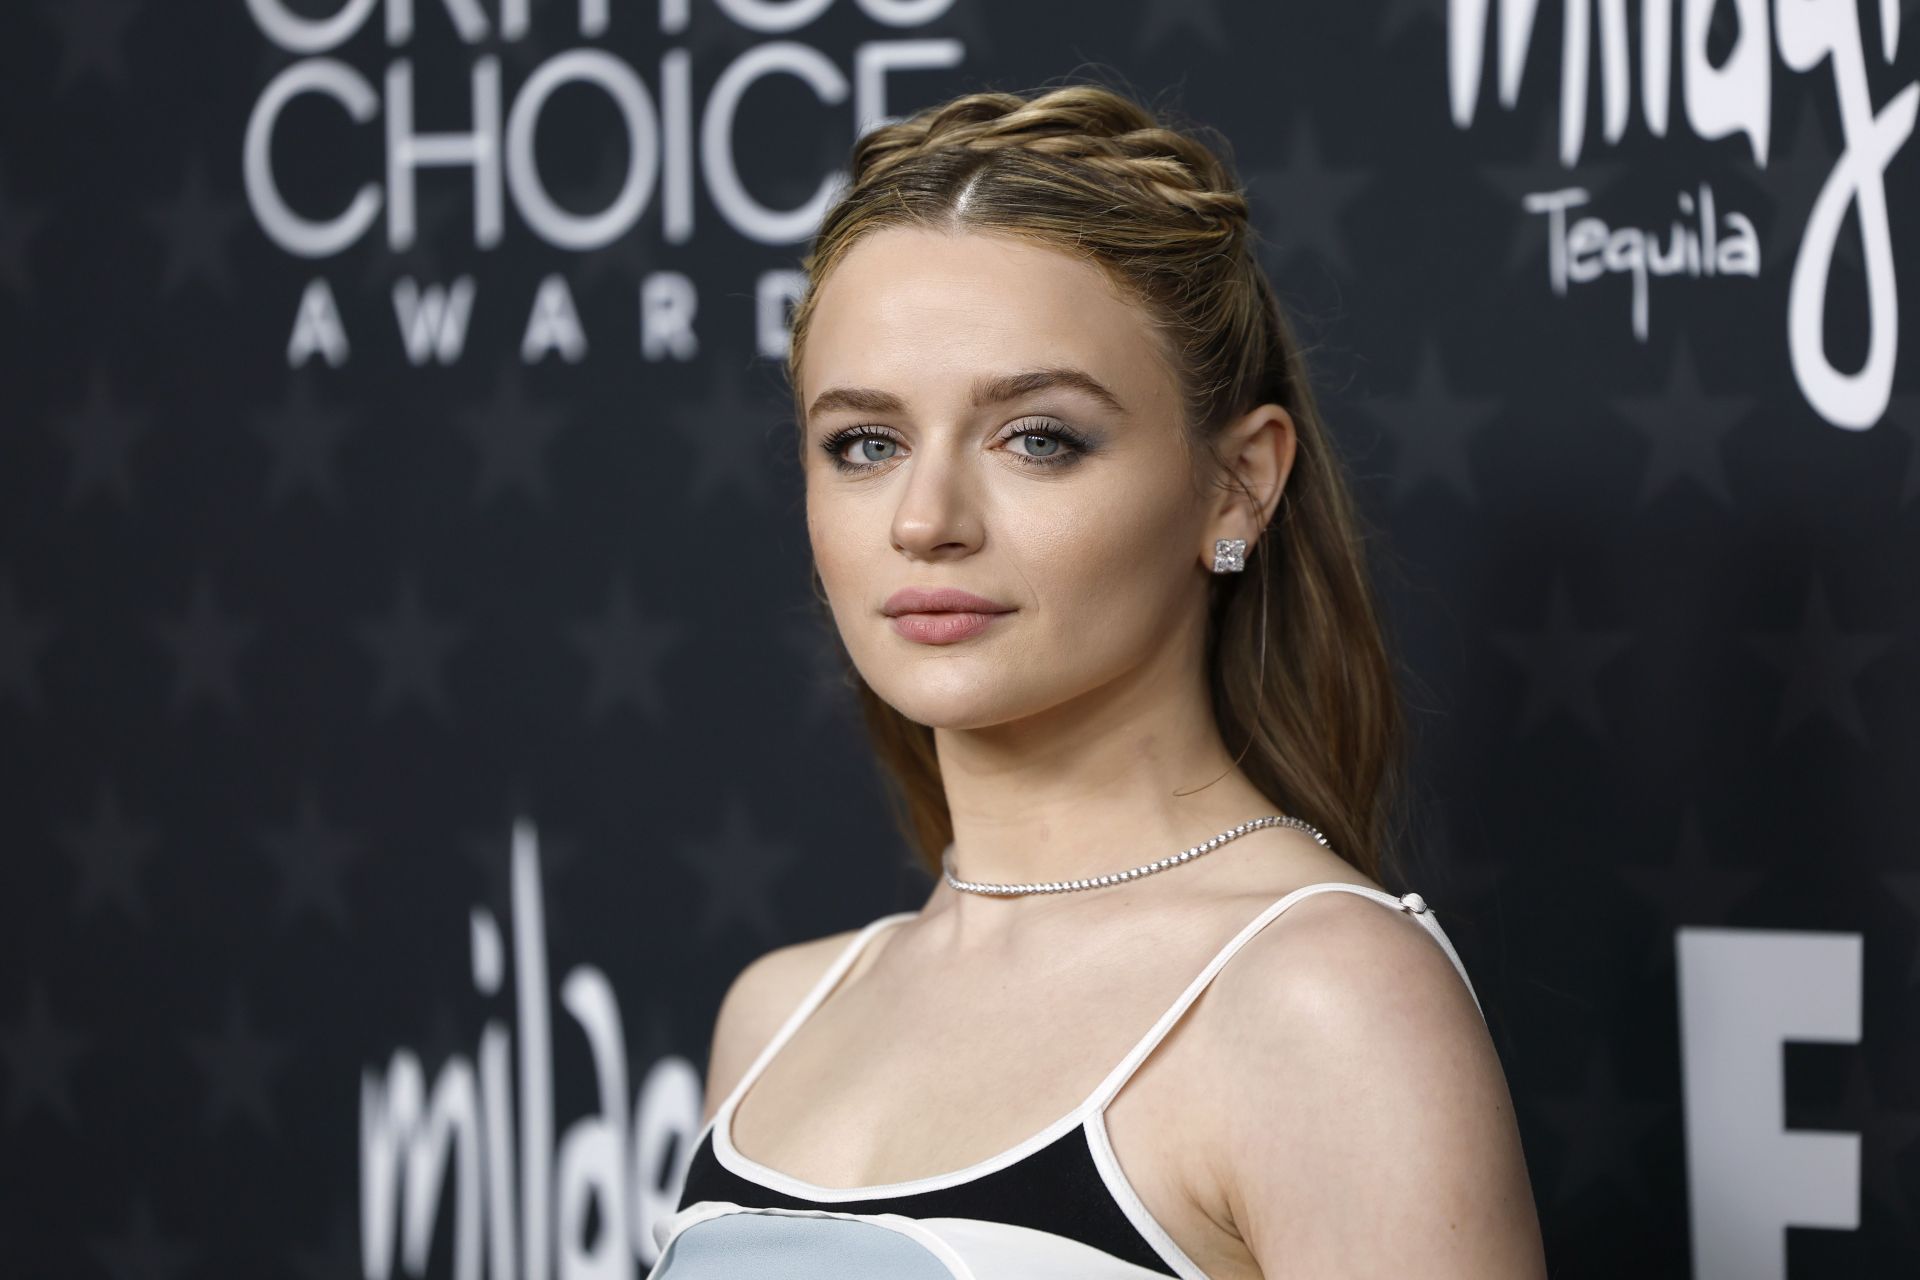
[{"x1": 243, "y1": 0, "x2": 969, "y2": 368}]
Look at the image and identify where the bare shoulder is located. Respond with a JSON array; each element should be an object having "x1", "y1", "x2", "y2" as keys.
[
  {"x1": 1199, "y1": 888, "x2": 1548, "y2": 1277},
  {"x1": 698, "y1": 925, "x2": 872, "y2": 1126},
  {"x1": 1209, "y1": 886, "x2": 1487, "y2": 1045}
]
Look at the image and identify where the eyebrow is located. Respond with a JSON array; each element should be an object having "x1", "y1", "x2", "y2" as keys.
[{"x1": 805, "y1": 365, "x2": 1128, "y2": 425}]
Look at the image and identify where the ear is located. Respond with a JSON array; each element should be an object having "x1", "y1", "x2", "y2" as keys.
[{"x1": 1203, "y1": 402, "x2": 1297, "y2": 564}]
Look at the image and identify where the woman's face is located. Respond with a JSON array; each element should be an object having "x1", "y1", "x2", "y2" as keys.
[{"x1": 799, "y1": 225, "x2": 1228, "y2": 731}]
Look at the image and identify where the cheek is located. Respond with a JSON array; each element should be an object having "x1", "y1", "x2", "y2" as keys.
[
  {"x1": 805, "y1": 484, "x2": 869, "y2": 624},
  {"x1": 1010, "y1": 482, "x2": 1194, "y2": 620},
  {"x1": 805, "y1": 483, "x2": 843, "y2": 566}
]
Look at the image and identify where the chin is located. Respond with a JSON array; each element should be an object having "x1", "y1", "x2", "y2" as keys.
[{"x1": 860, "y1": 670, "x2": 1030, "y2": 731}]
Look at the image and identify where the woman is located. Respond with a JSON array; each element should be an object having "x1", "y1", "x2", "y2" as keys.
[{"x1": 649, "y1": 82, "x2": 1548, "y2": 1278}]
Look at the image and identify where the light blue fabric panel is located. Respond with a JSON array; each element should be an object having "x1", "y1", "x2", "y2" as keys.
[{"x1": 652, "y1": 1211, "x2": 961, "y2": 1279}]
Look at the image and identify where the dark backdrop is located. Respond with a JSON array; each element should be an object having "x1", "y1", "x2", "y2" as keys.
[{"x1": 1, "y1": 1, "x2": 1915, "y2": 1277}]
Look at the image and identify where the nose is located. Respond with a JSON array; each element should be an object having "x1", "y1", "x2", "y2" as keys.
[{"x1": 890, "y1": 446, "x2": 982, "y2": 560}]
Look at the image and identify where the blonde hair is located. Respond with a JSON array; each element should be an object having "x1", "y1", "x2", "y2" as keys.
[{"x1": 788, "y1": 80, "x2": 1412, "y2": 885}]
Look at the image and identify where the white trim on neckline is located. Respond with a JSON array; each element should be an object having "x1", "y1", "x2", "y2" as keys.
[{"x1": 706, "y1": 881, "x2": 1481, "y2": 1202}]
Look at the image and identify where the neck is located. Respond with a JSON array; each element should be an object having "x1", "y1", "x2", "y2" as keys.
[{"x1": 922, "y1": 663, "x2": 1285, "y2": 928}]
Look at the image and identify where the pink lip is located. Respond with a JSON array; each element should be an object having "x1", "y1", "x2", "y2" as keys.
[
  {"x1": 889, "y1": 611, "x2": 1008, "y2": 644},
  {"x1": 881, "y1": 588, "x2": 1015, "y2": 646},
  {"x1": 882, "y1": 587, "x2": 1014, "y2": 617}
]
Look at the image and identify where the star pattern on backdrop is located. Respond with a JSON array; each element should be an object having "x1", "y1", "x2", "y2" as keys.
[
  {"x1": 51, "y1": 363, "x2": 152, "y2": 509},
  {"x1": 1533, "y1": 1040, "x2": 1671, "y2": 1214},
  {"x1": 1742, "y1": 574, "x2": 1895, "y2": 746},
  {"x1": 184, "y1": 990, "x2": 291, "y2": 1137},
  {"x1": 674, "y1": 796, "x2": 802, "y2": 942},
  {"x1": 354, "y1": 572, "x2": 466, "y2": 719},
  {"x1": 152, "y1": 569, "x2": 257, "y2": 718},
  {"x1": 784, "y1": 616, "x2": 860, "y2": 728},
  {"x1": 666, "y1": 361, "x2": 790, "y2": 508},
  {"x1": 1885, "y1": 871, "x2": 1920, "y2": 986},
  {"x1": 0, "y1": 981, "x2": 88, "y2": 1128},
  {"x1": 0, "y1": 161, "x2": 52, "y2": 302},
  {"x1": 567, "y1": 573, "x2": 685, "y2": 722},
  {"x1": 1488, "y1": 572, "x2": 1634, "y2": 740},
  {"x1": 34, "y1": 0, "x2": 141, "y2": 93},
  {"x1": 1360, "y1": 338, "x2": 1502, "y2": 504},
  {"x1": 142, "y1": 153, "x2": 248, "y2": 302},
  {"x1": 289, "y1": 1205, "x2": 359, "y2": 1280},
  {"x1": 1761, "y1": 94, "x2": 1862, "y2": 275},
  {"x1": 251, "y1": 371, "x2": 357, "y2": 508},
  {"x1": 1889, "y1": 391, "x2": 1920, "y2": 502},
  {"x1": 86, "y1": 1195, "x2": 197, "y2": 1280},
  {"x1": 258, "y1": 779, "x2": 364, "y2": 930},
  {"x1": 60, "y1": 780, "x2": 159, "y2": 924},
  {"x1": 1378, "y1": 0, "x2": 1446, "y2": 40},
  {"x1": 456, "y1": 362, "x2": 569, "y2": 507},
  {"x1": 1135, "y1": 0, "x2": 1229, "y2": 53},
  {"x1": 1608, "y1": 331, "x2": 1753, "y2": 507},
  {"x1": 0, "y1": 572, "x2": 56, "y2": 713},
  {"x1": 1617, "y1": 807, "x2": 1767, "y2": 978},
  {"x1": 1243, "y1": 117, "x2": 1371, "y2": 281}
]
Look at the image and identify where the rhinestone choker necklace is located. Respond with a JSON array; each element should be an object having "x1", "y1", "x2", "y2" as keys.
[{"x1": 940, "y1": 814, "x2": 1329, "y2": 897}]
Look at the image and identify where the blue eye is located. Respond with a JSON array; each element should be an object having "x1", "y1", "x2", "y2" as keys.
[
  {"x1": 819, "y1": 419, "x2": 1093, "y2": 474},
  {"x1": 1009, "y1": 432, "x2": 1064, "y2": 460},
  {"x1": 819, "y1": 430, "x2": 902, "y2": 469},
  {"x1": 852, "y1": 436, "x2": 899, "y2": 464}
]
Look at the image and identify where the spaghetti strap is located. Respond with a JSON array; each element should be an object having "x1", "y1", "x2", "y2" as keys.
[
  {"x1": 1083, "y1": 882, "x2": 1484, "y2": 1115},
  {"x1": 711, "y1": 910, "x2": 919, "y2": 1123}
]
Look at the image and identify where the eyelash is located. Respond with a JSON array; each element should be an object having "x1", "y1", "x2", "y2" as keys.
[{"x1": 819, "y1": 419, "x2": 1092, "y2": 474}]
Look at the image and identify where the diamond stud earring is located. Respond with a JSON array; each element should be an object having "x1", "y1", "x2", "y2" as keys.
[{"x1": 1212, "y1": 538, "x2": 1247, "y2": 573}]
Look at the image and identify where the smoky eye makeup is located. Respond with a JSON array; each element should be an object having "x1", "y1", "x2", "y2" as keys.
[{"x1": 817, "y1": 416, "x2": 1100, "y2": 474}]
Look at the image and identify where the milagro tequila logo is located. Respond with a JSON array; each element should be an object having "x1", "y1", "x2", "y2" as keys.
[
  {"x1": 1448, "y1": 0, "x2": 1918, "y2": 430},
  {"x1": 360, "y1": 818, "x2": 700, "y2": 1280},
  {"x1": 243, "y1": 0, "x2": 968, "y2": 368}
]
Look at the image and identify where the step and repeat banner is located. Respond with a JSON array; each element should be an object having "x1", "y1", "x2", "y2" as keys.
[{"x1": 0, "y1": 1, "x2": 1914, "y2": 1277}]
